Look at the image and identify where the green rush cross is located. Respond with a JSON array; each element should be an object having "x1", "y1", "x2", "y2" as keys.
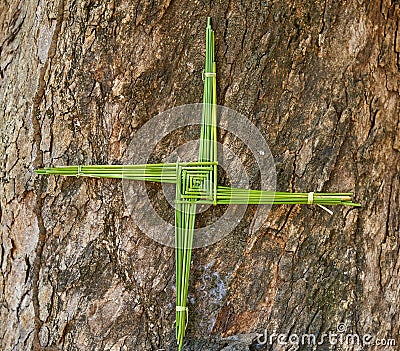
[{"x1": 36, "y1": 18, "x2": 360, "y2": 351}]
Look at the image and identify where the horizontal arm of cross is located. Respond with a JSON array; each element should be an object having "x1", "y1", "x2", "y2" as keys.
[
  {"x1": 216, "y1": 186, "x2": 360, "y2": 207},
  {"x1": 36, "y1": 162, "x2": 215, "y2": 184},
  {"x1": 35, "y1": 164, "x2": 359, "y2": 207}
]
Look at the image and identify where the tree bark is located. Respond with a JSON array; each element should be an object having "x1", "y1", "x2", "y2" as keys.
[{"x1": 1, "y1": 1, "x2": 399, "y2": 350}]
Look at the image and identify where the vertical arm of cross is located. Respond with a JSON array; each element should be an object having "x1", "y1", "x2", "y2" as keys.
[
  {"x1": 174, "y1": 17, "x2": 218, "y2": 351},
  {"x1": 174, "y1": 198, "x2": 196, "y2": 350},
  {"x1": 199, "y1": 17, "x2": 218, "y2": 204}
]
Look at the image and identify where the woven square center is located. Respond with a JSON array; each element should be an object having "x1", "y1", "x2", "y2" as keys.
[{"x1": 176, "y1": 162, "x2": 217, "y2": 204}]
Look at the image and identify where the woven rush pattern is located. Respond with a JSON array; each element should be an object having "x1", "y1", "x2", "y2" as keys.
[{"x1": 175, "y1": 162, "x2": 217, "y2": 204}]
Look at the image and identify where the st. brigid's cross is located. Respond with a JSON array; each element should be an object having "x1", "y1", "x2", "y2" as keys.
[{"x1": 36, "y1": 18, "x2": 359, "y2": 351}]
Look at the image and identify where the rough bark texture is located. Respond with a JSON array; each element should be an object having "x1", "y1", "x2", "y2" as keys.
[{"x1": 1, "y1": 1, "x2": 399, "y2": 350}]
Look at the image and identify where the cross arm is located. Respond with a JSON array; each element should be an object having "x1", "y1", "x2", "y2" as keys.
[
  {"x1": 35, "y1": 163, "x2": 179, "y2": 183},
  {"x1": 216, "y1": 186, "x2": 360, "y2": 207},
  {"x1": 175, "y1": 202, "x2": 196, "y2": 351},
  {"x1": 198, "y1": 17, "x2": 217, "y2": 165}
]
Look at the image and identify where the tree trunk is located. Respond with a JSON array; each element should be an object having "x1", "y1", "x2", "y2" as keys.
[{"x1": 1, "y1": 1, "x2": 399, "y2": 350}]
